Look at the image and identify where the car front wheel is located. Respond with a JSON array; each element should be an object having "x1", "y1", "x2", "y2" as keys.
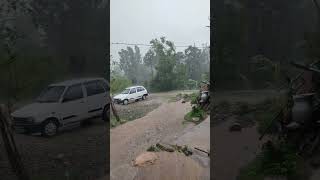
[
  {"x1": 41, "y1": 120, "x2": 58, "y2": 137},
  {"x1": 123, "y1": 99, "x2": 128, "y2": 105},
  {"x1": 102, "y1": 105, "x2": 110, "y2": 121}
]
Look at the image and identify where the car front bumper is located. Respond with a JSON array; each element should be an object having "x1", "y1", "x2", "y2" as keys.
[
  {"x1": 12, "y1": 117, "x2": 42, "y2": 134},
  {"x1": 113, "y1": 99, "x2": 123, "y2": 104},
  {"x1": 12, "y1": 124, "x2": 42, "y2": 134}
]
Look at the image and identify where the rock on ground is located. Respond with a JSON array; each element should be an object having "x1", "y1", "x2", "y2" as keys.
[{"x1": 133, "y1": 152, "x2": 204, "y2": 180}]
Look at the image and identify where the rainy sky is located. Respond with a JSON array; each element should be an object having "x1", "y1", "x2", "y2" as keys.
[{"x1": 110, "y1": 0, "x2": 210, "y2": 60}]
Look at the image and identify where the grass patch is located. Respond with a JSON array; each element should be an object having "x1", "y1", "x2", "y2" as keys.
[{"x1": 237, "y1": 142, "x2": 308, "y2": 180}]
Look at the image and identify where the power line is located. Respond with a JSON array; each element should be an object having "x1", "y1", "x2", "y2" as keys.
[{"x1": 111, "y1": 42, "x2": 209, "y2": 49}]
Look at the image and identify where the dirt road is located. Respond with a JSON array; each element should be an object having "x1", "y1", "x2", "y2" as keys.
[{"x1": 110, "y1": 97, "x2": 196, "y2": 180}]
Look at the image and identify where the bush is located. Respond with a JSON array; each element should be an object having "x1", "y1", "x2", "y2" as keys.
[{"x1": 110, "y1": 75, "x2": 132, "y2": 94}]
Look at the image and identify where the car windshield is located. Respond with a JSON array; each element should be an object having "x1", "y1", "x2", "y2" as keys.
[
  {"x1": 36, "y1": 86, "x2": 65, "y2": 103},
  {"x1": 121, "y1": 89, "x2": 130, "y2": 94}
]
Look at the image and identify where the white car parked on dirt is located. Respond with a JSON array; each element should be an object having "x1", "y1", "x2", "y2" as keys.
[
  {"x1": 11, "y1": 77, "x2": 110, "y2": 137},
  {"x1": 113, "y1": 86, "x2": 149, "y2": 105}
]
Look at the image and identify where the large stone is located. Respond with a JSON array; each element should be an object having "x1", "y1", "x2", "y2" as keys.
[
  {"x1": 133, "y1": 152, "x2": 158, "y2": 167},
  {"x1": 134, "y1": 152, "x2": 203, "y2": 180}
]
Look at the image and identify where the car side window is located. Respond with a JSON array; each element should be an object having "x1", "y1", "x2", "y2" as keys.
[
  {"x1": 63, "y1": 84, "x2": 83, "y2": 102},
  {"x1": 85, "y1": 81, "x2": 105, "y2": 96},
  {"x1": 130, "y1": 88, "x2": 136, "y2": 94},
  {"x1": 100, "y1": 80, "x2": 109, "y2": 91}
]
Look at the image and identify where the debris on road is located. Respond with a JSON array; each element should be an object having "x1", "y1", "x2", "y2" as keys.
[
  {"x1": 147, "y1": 143, "x2": 193, "y2": 156},
  {"x1": 194, "y1": 147, "x2": 210, "y2": 156},
  {"x1": 156, "y1": 143, "x2": 174, "y2": 152}
]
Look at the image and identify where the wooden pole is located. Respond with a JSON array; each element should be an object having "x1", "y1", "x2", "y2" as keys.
[
  {"x1": 0, "y1": 105, "x2": 30, "y2": 180},
  {"x1": 108, "y1": 96, "x2": 120, "y2": 122}
]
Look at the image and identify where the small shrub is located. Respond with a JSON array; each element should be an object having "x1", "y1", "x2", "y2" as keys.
[{"x1": 184, "y1": 106, "x2": 206, "y2": 123}]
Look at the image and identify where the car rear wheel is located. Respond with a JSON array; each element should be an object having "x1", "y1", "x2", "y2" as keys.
[
  {"x1": 41, "y1": 120, "x2": 58, "y2": 137},
  {"x1": 123, "y1": 99, "x2": 128, "y2": 105}
]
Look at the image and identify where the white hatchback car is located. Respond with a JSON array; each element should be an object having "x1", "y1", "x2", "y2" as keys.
[
  {"x1": 11, "y1": 77, "x2": 110, "y2": 137},
  {"x1": 113, "y1": 86, "x2": 148, "y2": 105}
]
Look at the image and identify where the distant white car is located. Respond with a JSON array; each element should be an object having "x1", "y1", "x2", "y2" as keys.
[
  {"x1": 113, "y1": 86, "x2": 148, "y2": 105},
  {"x1": 11, "y1": 77, "x2": 110, "y2": 137}
]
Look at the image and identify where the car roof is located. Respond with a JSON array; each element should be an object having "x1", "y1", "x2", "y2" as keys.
[
  {"x1": 126, "y1": 86, "x2": 145, "y2": 89},
  {"x1": 50, "y1": 77, "x2": 106, "y2": 86}
]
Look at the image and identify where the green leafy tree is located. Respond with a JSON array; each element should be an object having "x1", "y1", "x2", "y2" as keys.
[
  {"x1": 174, "y1": 51, "x2": 187, "y2": 89},
  {"x1": 150, "y1": 37, "x2": 177, "y2": 91},
  {"x1": 185, "y1": 46, "x2": 202, "y2": 81},
  {"x1": 118, "y1": 45, "x2": 141, "y2": 84},
  {"x1": 143, "y1": 49, "x2": 156, "y2": 78}
]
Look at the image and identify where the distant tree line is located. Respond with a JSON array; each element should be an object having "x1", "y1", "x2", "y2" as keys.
[{"x1": 111, "y1": 37, "x2": 210, "y2": 93}]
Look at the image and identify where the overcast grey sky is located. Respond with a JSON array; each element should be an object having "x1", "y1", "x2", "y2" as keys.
[{"x1": 110, "y1": 0, "x2": 210, "y2": 60}]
